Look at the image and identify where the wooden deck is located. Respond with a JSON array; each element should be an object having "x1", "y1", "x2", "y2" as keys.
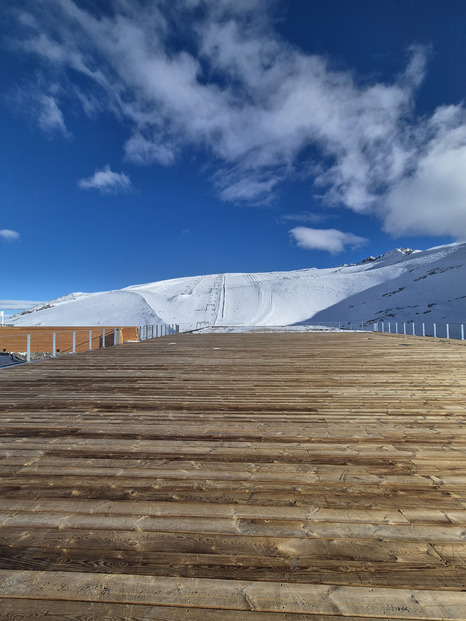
[{"x1": 0, "y1": 331, "x2": 465, "y2": 619}]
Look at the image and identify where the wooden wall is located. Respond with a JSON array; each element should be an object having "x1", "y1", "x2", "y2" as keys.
[{"x1": 0, "y1": 326, "x2": 139, "y2": 354}]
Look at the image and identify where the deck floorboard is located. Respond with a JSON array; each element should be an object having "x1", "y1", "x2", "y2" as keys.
[{"x1": 1, "y1": 331, "x2": 466, "y2": 618}]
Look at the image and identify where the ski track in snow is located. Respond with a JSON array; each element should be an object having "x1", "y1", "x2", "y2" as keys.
[{"x1": 9, "y1": 244, "x2": 466, "y2": 329}]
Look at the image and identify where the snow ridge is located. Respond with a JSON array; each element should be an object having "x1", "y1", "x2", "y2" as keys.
[{"x1": 10, "y1": 243, "x2": 466, "y2": 328}]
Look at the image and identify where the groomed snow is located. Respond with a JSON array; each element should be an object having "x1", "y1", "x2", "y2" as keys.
[{"x1": 10, "y1": 243, "x2": 466, "y2": 328}]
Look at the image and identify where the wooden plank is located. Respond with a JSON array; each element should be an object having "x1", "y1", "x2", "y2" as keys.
[
  {"x1": 1, "y1": 548, "x2": 463, "y2": 590},
  {"x1": 1, "y1": 571, "x2": 465, "y2": 618},
  {"x1": 0, "y1": 527, "x2": 448, "y2": 564},
  {"x1": 0, "y1": 510, "x2": 464, "y2": 541},
  {"x1": 0, "y1": 498, "x2": 411, "y2": 523},
  {"x1": 0, "y1": 598, "x2": 411, "y2": 620}
]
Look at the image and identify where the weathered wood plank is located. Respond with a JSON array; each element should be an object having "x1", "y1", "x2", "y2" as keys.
[
  {"x1": 1, "y1": 571, "x2": 465, "y2": 618},
  {"x1": 1, "y1": 332, "x2": 466, "y2": 617}
]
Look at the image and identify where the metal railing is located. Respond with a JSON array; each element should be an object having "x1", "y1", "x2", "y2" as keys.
[
  {"x1": 191, "y1": 321, "x2": 466, "y2": 340},
  {"x1": 0, "y1": 327, "x2": 123, "y2": 365},
  {"x1": 298, "y1": 321, "x2": 465, "y2": 340},
  {"x1": 361, "y1": 320, "x2": 465, "y2": 340},
  {"x1": 138, "y1": 324, "x2": 180, "y2": 340}
]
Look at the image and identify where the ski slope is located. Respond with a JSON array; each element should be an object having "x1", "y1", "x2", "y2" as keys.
[{"x1": 10, "y1": 243, "x2": 466, "y2": 328}]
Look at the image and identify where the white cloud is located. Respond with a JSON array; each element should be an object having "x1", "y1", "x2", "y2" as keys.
[
  {"x1": 78, "y1": 165, "x2": 132, "y2": 194},
  {"x1": 8, "y1": 1, "x2": 466, "y2": 239},
  {"x1": 290, "y1": 227, "x2": 368, "y2": 254},
  {"x1": 383, "y1": 107, "x2": 466, "y2": 240},
  {"x1": 0, "y1": 229, "x2": 20, "y2": 241}
]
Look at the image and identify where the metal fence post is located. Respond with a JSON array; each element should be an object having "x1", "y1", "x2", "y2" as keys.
[
  {"x1": 52, "y1": 332, "x2": 56, "y2": 357},
  {"x1": 395, "y1": 322, "x2": 398, "y2": 334},
  {"x1": 102, "y1": 328, "x2": 106, "y2": 348},
  {"x1": 72, "y1": 331, "x2": 76, "y2": 354},
  {"x1": 446, "y1": 323, "x2": 450, "y2": 339},
  {"x1": 89, "y1": 329, "x2": 92, "y2": 351},
  {"x1": 412, "y1": 323, "x2": 415, "y2": 336},
  {"x1": 26, "y1": 334, "x2": 31, "y2": 363},
  {"x1": 462, "y1": 324, "x2": 465, "y2": 341},
  {"x1": 422, "y1": 323, "x2": 425, "y2": 337},
  {"x1": 433, "y1": 323, "x2": 437, "y2": 338}
]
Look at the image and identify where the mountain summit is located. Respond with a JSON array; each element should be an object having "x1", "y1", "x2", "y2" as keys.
[{"x1": 11, "y1": 243, "x2": 466, "y2": 329}]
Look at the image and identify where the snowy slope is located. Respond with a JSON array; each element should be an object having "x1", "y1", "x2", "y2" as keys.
[{"x1": 10, "y1": 243, "x2": 466, "y2": 328}]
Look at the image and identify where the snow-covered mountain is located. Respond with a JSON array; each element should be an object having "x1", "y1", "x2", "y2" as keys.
[{"x1": 10, "y1": 243, "x2": 466, "y2": 329}]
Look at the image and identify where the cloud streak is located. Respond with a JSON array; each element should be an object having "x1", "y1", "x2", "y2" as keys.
[
  {"x1": 0, "y1": 229, "x2": 20, "y2": 241},
  {"x1": 290, "y1": 227, "x2": 367, "y2": 255},
  {"x1": 8, "y1": 0, "x2": 466, "y2": 239},
  {"x1": 78, "y1": 165, "x2": 132, "y2": 194}
]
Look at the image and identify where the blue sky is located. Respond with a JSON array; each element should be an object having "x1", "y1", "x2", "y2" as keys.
[{"x1": 1, "y1": 0, "x2": 466, "y2": 315}]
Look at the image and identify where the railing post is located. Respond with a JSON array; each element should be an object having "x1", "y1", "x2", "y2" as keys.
[
  {"x1": 412, "y1": 323, "x2": 415, "y2": 336},
  {"x1": 422, "y1": 323, "x2": 425, "y2": 337},
  {"x1": 388, "y1": 322, "x2": 391, "y2": 333},
  {"x1": 26, "y1": 334, "x2": 31, "y2": 363},
  {"x1": 102, "y1": 328, "x2": 106, "y2": 348},
  {"x1": 89, "y1": 329, "x2": 92, "y2": 351},
  {"x1": 402, "y1": 322, "x2": 406, "y2": 335},
  {"x1": 462, "y1": 324, "x2": 465, "y2": 341},
  {"x1": 395, "y1": 322, "x2": 398, "y2": 334},
  {"x1": 381, "y1": 321, "x2": 384, "y2": 333},
  {"x1": 52, "y1": 332, "x2": 56, "y2": 357},
  {"x1": 433, "y1": 323, "x2": 437, "y2": 338},
  {"x1": 114, "y1": 328, "x2": 118, "y2": 345},
  {"x1": 72, "y1": 331, "x2": 76, "y2": 354},
  {"x1": 446, "y1": 323, "x2": 450, "y2": 339}
]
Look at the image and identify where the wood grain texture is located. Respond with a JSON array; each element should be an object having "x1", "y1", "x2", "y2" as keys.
[{"x1": 1, "y1": 331, "x2": 466, "y2": 618}]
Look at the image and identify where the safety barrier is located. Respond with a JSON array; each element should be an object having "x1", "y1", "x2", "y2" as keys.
[
  {"x1": 192, "y1": 321, "x2": 466, "y2": 340},
  {"x1": 138, "y1": 324, "x2": 180, "y2": 340}
]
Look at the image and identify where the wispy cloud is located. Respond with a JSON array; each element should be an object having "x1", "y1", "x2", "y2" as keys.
[
  {"x1": 9, "y1": 83, "x2": 70, "y2": 137},
  {"x1": 290, "y1": 227, "x2": 367, "y2": 254},
  {"x1": 0, "y1": 229, "x2": 20, "y2": 242},
  {"x1": 280, "y1": 212, "x2": 334, "y2": 225},
  {"x1": 78, "y1": 165, "x2": 132, "y2": 195},
  {"x1": 7, "y1": 1, "x2": 466, "y2": 239}
]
